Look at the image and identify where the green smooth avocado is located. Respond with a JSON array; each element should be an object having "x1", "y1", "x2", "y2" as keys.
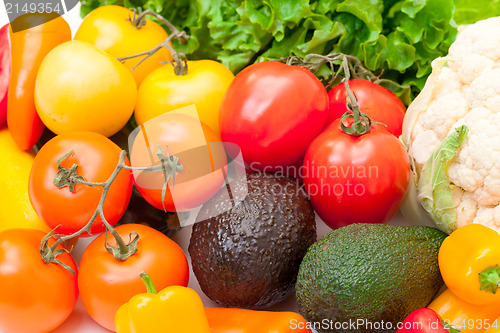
[{"x1": 295, "y1": 223, "x2": 447, "y2": 333}]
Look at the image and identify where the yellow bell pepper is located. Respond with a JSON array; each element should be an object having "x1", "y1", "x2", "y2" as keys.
[
  {"x1": 439, "y1": 224, "x2": 500, "y2": 305},
  {"x1": 115, "y1": 272, "x2": 210, "y2": 333},
  {"x1": 428, "y1": 289, "x2": 500, "y2": 333},
  {"x1": 0, "y1": 127, "x2": 49, "y2": 232}
]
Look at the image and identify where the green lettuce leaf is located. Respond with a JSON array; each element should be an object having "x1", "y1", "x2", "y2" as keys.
[
  {"x1": 454, "y1": 0, "x2": 500, "y2": 25},
  {"x1": 417, "y1": 125, "x2": 469, "y2": 235}
]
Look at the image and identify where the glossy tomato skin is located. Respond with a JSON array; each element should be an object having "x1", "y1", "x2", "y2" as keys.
[
  {"x1": 75, "y1": 5, "x2": 171, "y2": 85},
  {"x1": 0, "y1": 229, "x2": 78, "y2": 333},
  {"x1": 131, "y1": 113, "x2": 227, "y2": 212},
  {"x1": 220, "y1": 61, "x2": 329, "y2": 171},
  {"x1": 303, "y1": 119, "x2": 410, "y2": 229},
  {"x1": 35, "y1": 40, "x2": 137, "y2": 137},
  {"x1": 78, "y1": 224, "x2": 189, "y2": 331},
  {"x1": 29, "y1": 131, "x2": 133, "y2": 236},
  {"x1": 135, "y1": 60, "x2": 234, "y2": 135},
  {"x1": 327, "y1": 79, "x2": 406, "y2": 136}
]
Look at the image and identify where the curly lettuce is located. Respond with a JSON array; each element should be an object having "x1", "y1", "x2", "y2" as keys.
[
  {"x1": 80, "y1": 0, "x2": 460, "y2": 99},
  {"x1": 454, "y1": 0, "x2": 500, "y2": 25}
]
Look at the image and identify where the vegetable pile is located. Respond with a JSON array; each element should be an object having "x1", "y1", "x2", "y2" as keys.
[
  {"x1": 0, "y1": 2, "x2": 500, "y2": 333},
  {"x1": 81, "y1": 0, "x2": 459, "y2": 99}
]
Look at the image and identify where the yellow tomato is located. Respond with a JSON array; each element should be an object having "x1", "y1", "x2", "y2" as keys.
[
  {"x1": 134, "y1": 60, "x2": 234, "y2": 135},
  {"x1": 75, "y1": 5, "x2": 171, "y2": 85},
  {"x1": 0, "y1": 127, "x2": 49, "y2": 232},
  {"x1": 35, "y1": 40, "x2": 137, "y2": 137}
]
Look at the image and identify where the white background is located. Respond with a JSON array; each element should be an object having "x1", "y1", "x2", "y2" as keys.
[{"x1": 0, "y1": 1, "x2": 410, "y2": 331}]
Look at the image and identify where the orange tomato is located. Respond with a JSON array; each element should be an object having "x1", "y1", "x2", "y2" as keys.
[
  {"x1": 7, "y1": 12, "x2": 71, "y2": 150},
  {"x1": 75, "y1": 5, "x2": 171, "y2": 85},
  {"x1": 0, "y1": 229, "x2": 78, "y2": 333},
  {"x1": 130, "y1": 111, "x2": 227, "y2": 212},
  {"x1": 78, "y1": 224, "x2": 189, "y2": 331},
  {"x1": 29, "y1": 131, "x2": 133, "y2": 236}
]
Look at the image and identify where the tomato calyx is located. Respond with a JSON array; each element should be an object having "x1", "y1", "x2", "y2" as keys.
[
  {"x1": 118, "y1": 8, "x2": 190, "y2": 76},
  {"x1": 336, "y1": 55, "x2": 372, "y2": 136},
  {"x1": 39, "y1": 228, "x2": 76, "y2": 275},
  {"x1": 286, "y1": 53, "x2": 373, "y2": 136},
  {"x1": 104, "y1": 230, "x2": 140, "y2": 261},
  {"x1": 155, "y1": 145, "x2": 184, "y2": 211},
  {"x1": 40, "y1": 147, "x2": 183, "y2": 270},
  {"x1": 53, "y1": 151, "x2": 88, "y2": 192}
]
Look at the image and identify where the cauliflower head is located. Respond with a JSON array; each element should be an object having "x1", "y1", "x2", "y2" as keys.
[{"x1": 402, "y1": 16, "x2": 500, "y2": 233}]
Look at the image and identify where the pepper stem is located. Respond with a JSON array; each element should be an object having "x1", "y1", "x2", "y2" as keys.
[
  {"x1": 140, "y1": 272, "x2": 158, "y2": 294},
  {"x1": 479, "y1": 264, "x2": 500, "y2": 294}
]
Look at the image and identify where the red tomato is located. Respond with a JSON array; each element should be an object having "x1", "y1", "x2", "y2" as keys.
[
  {"x1": 29, "y1": 131, "x2": 133, "y2": 236},
  {"x1": 0, "y1": 229, "x2": 78, "y2": 333},
  {"x1": 327, "y1": 79, "x2": 405, "y2": 136},
  {"x1": 78, "y1": 224, "x2": 189, "y2": 331},
  {"x1": 131, "y1": 112, "x2": 227, "y2": 212},
  {"x1": 303, "y1": 119, "x2": 410, "y2": 229},
  {"x1": 220, "y1": 61, "x2": 329, "y2": 171}
]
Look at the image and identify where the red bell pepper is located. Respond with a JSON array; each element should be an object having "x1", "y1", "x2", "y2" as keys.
[
  {"x1": 397, "y1": 308, "x2": 459, "y2": 333},
  {"x1": 0, "y1": 23, "x2": 10, "y2": 126}
]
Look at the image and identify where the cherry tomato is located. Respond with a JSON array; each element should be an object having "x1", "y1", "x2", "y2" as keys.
[
  {"x1": 29, "y1": 131, "x2": 133, "y2": 236},
  {"x1": 135, "y1": 60, "x2": 234, "y2": 135},
  {"x1": 35, "y1": 40, "x2": 137, "y2": 137},
  {"x1": 0, "y1": 229, "x2": 78, "y2": 333},
  {"x1": 131, "y1": 112, "x2": 227, "y2": 212},
  {"x1": 303, "y1": 119, "x2": 410, "y2": 229},
  {"x1": 78, "y1": 224, "x2": 189, "y2": 331},
  {"x1": 327, "y1": 79, "x2": 406, "y2": 136},
  {"x1": 75, "y1": 5, "x2": 171, "y2": 85},
  {"x1": 220, "y1": 61, "x2": 329, "y2": 171}
]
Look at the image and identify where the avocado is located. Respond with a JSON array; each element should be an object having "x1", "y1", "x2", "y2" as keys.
[
  {"x1": 189, "y1": 172, "x2": 317, "y2": 308},
  {"x1": 295, "y1": 223, "x2": 447, "y2": 333}
]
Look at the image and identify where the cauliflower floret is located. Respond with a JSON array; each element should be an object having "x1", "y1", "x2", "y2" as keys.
[
  {"x1": 464, "y1": 68, "x2": 500, "y2": 109},
  {"x1": 403, "y1": 16, "x2": 500, "y2": 231},
  {"x1": 452, "y1": 186, "x2": 478, "y2": 228},
  {"x1": 448, "y1": 108, "x2": 500, "y2": 205}
]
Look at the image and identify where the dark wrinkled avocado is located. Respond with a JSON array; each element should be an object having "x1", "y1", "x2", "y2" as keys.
[
  {"x1": 296, "y1": 223, "x2": 447, "y2": 333},
  {"x1": 189, "y1": 172, "x2": 316, "y2": 308}
]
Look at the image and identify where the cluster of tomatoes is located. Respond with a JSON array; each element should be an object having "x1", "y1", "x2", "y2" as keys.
[{"x1": 0, "y1": 4, "x2": 412, "y2": 333}]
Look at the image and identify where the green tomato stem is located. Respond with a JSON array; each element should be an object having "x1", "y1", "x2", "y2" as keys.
[
  {"x1": 140, "y1": 272, "x2": 158, "y2": 294},
  {"x1": 119, "y1": 9, "x2": 190, "y2": 76},
  {"x1": 284, "y1": 53, "x2": 373, "y2": 136},
  {"x1": 40, "y1": 147, "x2": 183, "y2": 272}
]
